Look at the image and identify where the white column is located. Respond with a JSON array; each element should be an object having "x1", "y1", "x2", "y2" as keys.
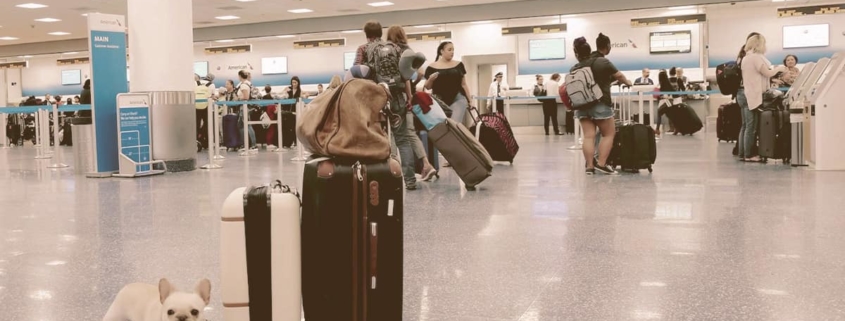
[{"x1": 127, "y1": 0, "x2": 197, "y2": 171}]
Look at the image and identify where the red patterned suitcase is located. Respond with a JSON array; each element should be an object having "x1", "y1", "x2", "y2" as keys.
[{"x1": 468, "y1": 107, "x2": 519, "y2": 164}]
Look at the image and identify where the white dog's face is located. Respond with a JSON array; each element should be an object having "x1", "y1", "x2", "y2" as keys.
[{"x1": 158, "y1": 279, "x2": 211, "y2": 321}]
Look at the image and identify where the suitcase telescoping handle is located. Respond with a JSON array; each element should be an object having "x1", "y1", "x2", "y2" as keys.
[
  {"x1": 468, "y1": 106, "x2": 483, "y2": 139},
  {"x1": 370, "y1": 222, "x2": 378, "y2": 289}
]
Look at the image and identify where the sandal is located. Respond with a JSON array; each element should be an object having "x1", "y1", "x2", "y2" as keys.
[{"x1": 421, "y1": 168, "x2": 439, "y2": 181}]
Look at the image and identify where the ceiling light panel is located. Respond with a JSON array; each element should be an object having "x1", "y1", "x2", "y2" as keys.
[
  {"x1": 34, "y1": 18, "x2": 61, "y2": 22},
  {"x1": 215, "y1": 15, "x2": 240, "y2": 20},
  {"x1": 288, "y1": 8, "x2": 313, "y2": 13},
  {"x1": 0, "y1": 36, "x2": 20, "y2": 40},
  {"x1": 368, "y1": 1, "x2": 394, "y2": 7},
  {"x1": 48, "y1": 32, "x2": 70, "y2": 36},
  {"x1": 16, "y1": 3, "x2": 48, "y2": 9}
]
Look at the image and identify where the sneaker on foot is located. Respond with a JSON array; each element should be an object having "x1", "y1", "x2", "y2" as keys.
[
  {"x1": 595, "y1": 164, "x2": 619, "y2": 175},
  {"x1": 406, "y1": 183, "x2": 417, "y2": 190},
  {"x1": 585, "y1": 168, "x2": 596, "y2": 175}
]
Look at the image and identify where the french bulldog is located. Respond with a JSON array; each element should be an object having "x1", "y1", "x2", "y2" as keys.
[{"x1": 103, "y1": 278, "x2": 211, "y2": 321}]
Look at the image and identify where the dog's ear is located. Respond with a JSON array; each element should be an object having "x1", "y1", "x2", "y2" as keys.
[
  {"x1": 195, "y1": 279, "x2": 211, "y2": 305},
  {"x1": 159, "y1": 278, "x2": 175, "y2": 304}
]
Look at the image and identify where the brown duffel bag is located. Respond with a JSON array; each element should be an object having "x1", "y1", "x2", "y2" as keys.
[{"x1": 296, "y1": 78, "x2": 391, "y2": 160}]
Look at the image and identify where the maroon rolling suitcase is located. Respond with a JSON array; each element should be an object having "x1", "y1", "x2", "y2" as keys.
[
  {"x1": 301, "y1": 157, "x2": 404, "y2": 321},
  {"x1": 468, "y1": 107, "x2": 519, "y2": 164}
]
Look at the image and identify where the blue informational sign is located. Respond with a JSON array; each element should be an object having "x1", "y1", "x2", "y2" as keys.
[
  {"x1": 119, "y1": 106, "x2": 152, "y2": 173},
  {"x1": 88, "y1": 14, "x2": 128, "y2": 174}
]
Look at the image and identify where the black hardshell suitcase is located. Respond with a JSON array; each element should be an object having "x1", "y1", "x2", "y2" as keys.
[
  {"x1": 609, "y1": 123, "x2": 657, "y2": 173},
  {"x1": 717, "y1": 102, "x2": 742, "y2": 142},
  {"x1": 301, "y1": 157, "x2": 404, "y2": 321},
  {"x1": 664, "y1": 103, "x2": 703, "y2": 135},
  {"x1": 758, "y1": 109, "x2": 791, "y2": 163}
]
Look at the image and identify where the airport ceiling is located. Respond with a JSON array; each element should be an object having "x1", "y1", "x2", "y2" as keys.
[{"x1": 0, "y1": 0, "x2": 810, "y2": 56}]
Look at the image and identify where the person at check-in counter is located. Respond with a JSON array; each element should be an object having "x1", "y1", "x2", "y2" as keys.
[
  {"x1": 773, "y1": 54, "x2": 800, "y2": 87},
  {"x1": 634, "y1": 68, "x2": 654, "y2": 85},
  {"x1": 486, "y1": 72, "x2": 509, "y2": 114},
  {"x1": 79, "y1": 79, "x2": 92, "y2": 117}
]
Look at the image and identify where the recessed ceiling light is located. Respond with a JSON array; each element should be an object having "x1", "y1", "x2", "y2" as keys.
[
  {"x1": 18, "y1": 55, "x2": 33, "y2": 58},
  {"x1": 63, "y1": 52, "x2": 79, "y2": 55},
  {"x1": 368, "y1": 1, "x2": 394, "y2": 7},
  {"x1": 669, "y1": 5, "x2": 696, "y2": 10},
  {"x1": 288, "y1": 8, "x2": 313, "y2": 13},
  {"x1": 0, "y1": 36, "x2": 19, "y2": 41},
  {"x1": 414, "y1": 25, "x2": 434, "y2": 28},
  {"x1": 16, "y1": 3, "x2": 48, "y2": 9},
  {"x1": 235, "y1": 0, "x2": 257, "y2": 1},
  {"x1": 81, "y1": 12, "x2": 99, "y2": 17},
  {"x1": 341, "y1": 30, "x2": 362, "y2": 34},
  {"x1": 276, "y1": 35, "x2": 295, "y2": 38},
  {"x1": 471, "y1": 20, "x2": 493, "y2": 24},
  {"x1": 34, "y1": 18, "x2": 61, "y2": 22},
  {"x1": 48, "y1": 32, "x2": 71, "y2": 36},
  {"x1": 215, "y1": 15, "x2": 240, "y2": 20},
  {"x1": 215, "y1": 39, "x2": 235, "y2": 43}
]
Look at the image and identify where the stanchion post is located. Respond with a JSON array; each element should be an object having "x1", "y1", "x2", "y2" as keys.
[
  {"x1": 213, "y1": 102, "x2": 225, "y2": 160},
  {"x1": 47, "y1": 103, "x2": 68, "y2": 168},
  {"x1": 35, "y1": 109, "x2": 52, "y2": 159},
  {"x1": 239, "y1": 102, "x2": 256, "y2": 157},
  {"x1": 272, "y1": 99, "x2": 284, "y2": 153},
  {"x1": 504, "y1": 97, "x2": 511, "y2": 120},
  {"x1": 200, "y1": 100, "x2": 222, "y2": 169},
  {"x1": 0, "y1": 114, "x2": 8, "y2": 148},
  {"x1": 291, "y1": 99, "x2": 307, "y2": 162},
  {"x1": 638, "y1": 91, "x2": 645, "y2": 124}
]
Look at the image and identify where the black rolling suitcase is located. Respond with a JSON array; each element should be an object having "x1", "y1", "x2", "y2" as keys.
[
  {"x1": 664, "y1": 103, "x2": 702, "y2": 135},
  {"x1": 717, "y1": 102, "x2": 742, "y2": 142},
  {"x1": 608, "y1": 123, "x2": 657, "y2": 173},
  {"x1": 758, "y1": 109, "x2": 791, "y2": 163},
  {"x1": 301, "y1": 157, "x2": 404, "y2": 321}
]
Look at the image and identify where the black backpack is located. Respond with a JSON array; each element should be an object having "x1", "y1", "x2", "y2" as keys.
[{"x1": 716, "y1": 61, "x2": 742, "y2": 96}]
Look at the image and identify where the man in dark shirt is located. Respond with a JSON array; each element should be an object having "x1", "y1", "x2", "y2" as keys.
[{"x1": 635, "y1": 68, "x2": 654, "y2": 85}]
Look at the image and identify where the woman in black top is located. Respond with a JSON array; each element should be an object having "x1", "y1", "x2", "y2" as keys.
[
  {"x1": 79, "y1": 79, "x2": 92, "y2": 117},
  {"x1": 281, "y1": 76, "x2": 301, "y2": 148},
  {"x1": 657, "y1": 70, "x2": 677, "y2": 135},
  {"x1": 424, "y1": 41, "x2": 472, "y2": 124}
]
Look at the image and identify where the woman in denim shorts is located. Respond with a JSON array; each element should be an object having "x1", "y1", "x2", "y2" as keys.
[{"x1": 571, "y1": 35, "x2": 632, "y2": 175}]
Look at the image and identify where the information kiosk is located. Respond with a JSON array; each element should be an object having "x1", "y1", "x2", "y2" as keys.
[
  {"x1": 805, "y1": 52, "x2": 845, "y2": 170},
  {"x1": 786, "y1": 62, "x2": 816, "y2": 166},
  {"x1": 791, "y1": 57, "x2": 830, "y2": 167}
]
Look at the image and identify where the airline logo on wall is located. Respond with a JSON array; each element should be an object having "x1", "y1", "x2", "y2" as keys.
[
  {"x1": 216, "y1": 63, "x2": 255, "y2": 71},
  {"x1": 611, "y1": 39, "x2": 639, "y2": 49}
]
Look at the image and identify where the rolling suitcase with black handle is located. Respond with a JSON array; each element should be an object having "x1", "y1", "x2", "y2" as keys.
[
  {"x1": 429, "y1": 118, "x2": 494, "y2": 189},
  {"x1": 663, "y1": 103, "x2": 703, "y2": 135},
  {"x1": 758, "y1": 109, "x2": 791, "y2": 163},
  {"x1": 717, "y1": 102, "x2": 742, "y2": 142},
  {"x1": 220, "y1": 181, "x2": 302, "y2": 321},
  {"x1": 301, "y1": 157, "x2": 404, "y2": 321},
  {"x1": 468, "y1": 107, "x2": 519, "y2": 164}
]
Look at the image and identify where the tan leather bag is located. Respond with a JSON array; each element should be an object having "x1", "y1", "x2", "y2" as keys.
[{"x1": 296, "y1": 79, "x2": 391, "y2": 160}]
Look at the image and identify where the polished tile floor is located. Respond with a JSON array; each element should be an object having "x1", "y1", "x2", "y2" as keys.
[{"x1": 1, "y1": 132, "x2": 845, "y2": 321}]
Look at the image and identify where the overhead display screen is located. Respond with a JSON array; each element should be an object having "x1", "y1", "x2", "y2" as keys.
[
  {"x1": 194, "y1": 61, "x2": 209, "y2": 78},
  {"x1": 344, "y1": 52, "x2": 356, "y2": 71},
  {"x1": 261, "y1": 57, "x2": 288, "y2": 75},
  {"x1": 783, "y1": 24, "x2": 829, "y2": 49},
  {"x1": 650, "y1": 31, "x2": 692, "y2": 54},
  {"x1": 528, "y1": 38, "x2": 566, "y2": 61},
  {"x1": 61, "y1": 69, "x2": 82, "y2": 85}
]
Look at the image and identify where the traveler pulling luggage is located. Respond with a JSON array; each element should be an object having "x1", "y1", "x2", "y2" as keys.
[
  {"x1": 717, "y1": 102, "x2": 742, "y2": 142},
  {"x1": 468, "y1": 106, "x2": 519, "y2": 164},
  {"x1": 301, "y1": 158, "x2": 404, "y2": 321},
  {"x1": 608, "y1": 86, "x2": 657, "y2": 173},
  {"x1": 220, "y1": 181, "x2": 301, "y2": 321}
]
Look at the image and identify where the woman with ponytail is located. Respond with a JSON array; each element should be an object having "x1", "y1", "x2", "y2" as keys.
[
  {"x1": 424, "y1": 41, "x2": 472, "y2": 124},
  {"x1": 571, "y1": 36, "x2": 631, "y2": 175}
]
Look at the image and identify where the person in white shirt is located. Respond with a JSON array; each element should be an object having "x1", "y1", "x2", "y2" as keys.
[
  {"x1": 487, "y1": 72, "x2": 509, "y2": 114},
  {"x1": 236, "y1": 70, "x2": 257, "y2": 150},
  {"x1": 737, "y1": 33, "x2": 786, "y2": 163}
]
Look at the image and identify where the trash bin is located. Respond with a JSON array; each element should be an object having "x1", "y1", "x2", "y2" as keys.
[{"x1": 70, "y1": 117, "x2": 95, "y2": 175}]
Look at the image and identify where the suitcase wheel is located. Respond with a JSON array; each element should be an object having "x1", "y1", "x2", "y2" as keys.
[
  {"x1": 466, "y1": 185, "x2": 477, "y2": 191},
  {"x1": 648, "y1": 166, "x2": 653, "y2": 173}
]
